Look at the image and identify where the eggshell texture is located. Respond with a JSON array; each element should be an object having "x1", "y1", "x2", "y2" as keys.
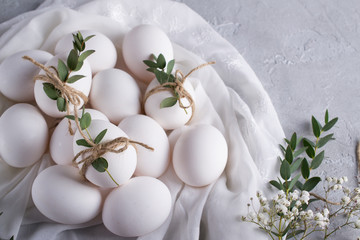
[
  {"x1": 172, "y1": 124, "x2": 228, "y2": 187},
  {"x1": 122, "y1": 24, "x2": 174, "y2": 83},
  {"x1": 144, "y1": 78, "x2": 195, "y2": 130},
  {"x1": 118, "y1": 114, "x2": 170, "y2": 177},
  {"x1": 89, "y1": 68, "x2": 141, "y2": 124},
  {"x1": 34, "y1": 53, "x2": 92, "y2": 118},
  {"x1": 32, "y1": 165, "x2": 102, "y2": 224},
  {"x1": 0, "y1": 50, "x2": 53, "y2": 102},
  {"x1": 0, "y1": 103, "x2": 48, "y2": 168},
  {"x1": 102, "y1": 176, "x2": 171, "y2": 237},
  {"x1": 50, "y1": 109, "x2": 109, "y2": 165},
  {"x1": 73, "y1": 120, "x2": 137, "y2": 188},
  {"x1": 55, "y1": 30, "x2": 117, "y2": 74}
]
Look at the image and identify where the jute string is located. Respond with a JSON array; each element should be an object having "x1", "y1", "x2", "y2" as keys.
[
  {"x1": 23, "y1": 55, "x2": 154, "y2": 180},
  {"x1": 143, "y1": 61, "x2": 215, "y2": 124}
]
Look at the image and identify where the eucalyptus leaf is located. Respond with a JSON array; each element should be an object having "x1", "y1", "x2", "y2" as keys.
[
  {"x1": 167, "y1": 59, "x2": 175, "y2": 74},
  {"x1": 289, "y1": 174, "x2": 301, "y2": 191},
  {"x1": 76, "y1": 139, "x2": 92, "y2": 148},
  {"x1": 143, "y1": 60, "x2": 158, "y2": 68},
  {"x1": 285, "y1": 145, "x2": 293, "y2": 164},
  {"x1": 290, "y1": 132, "x2": 297, "y2": 150},
  {"x1": 146, "y1": 67, "x2": 156, "y2": 73},
  {"x1": 322, "y1": 118, "x2": 338, "y2": 131},
  {"x1": 80, "y1": 112, "x2": 92, "y2": 130},
  {"x1": 94, "y1": 129, "x2": 107, "y2": 144},
  {"x1": 154, "y1": 69, "x2": 170, "y2": 84},
  {"x1": 65, "y1": 115, "x2": 76, "y2": 120},
  {"x1": 311, "y1": 116, "x2": 321, "y2": 138},
  {"x1": 160, "y1": 97, "x2": 178, "y2": 108},
  {"x1": 303, "y1": 177, "x2": 321, "y2": 191},
  {"x1": 303, "y1": 139, "x2": 315, "y2": 158},
  {"x1": 156, "y1": 54, "x2": 166, "y2": 69},
  {"x1": 311, "y1": 151, "x2": 324, "y2": 169},
  {"x1": 295, "y1": 180, "x2": 304, "y2": 190},
  {"x1": 73, "y1": 34, "x2": 82, "y2": 51},
  {"x1": 78, "y1": 50, "x2": 95, "y2": 62},
  {"x1": 293, "y1": 147, "x2": 307, "y2": 158},
  {"x1": 301, "y1": 159, "x2": 310, "y2": 180},
  {"x1": 325, "y1": 109, "x2": 329, "y2": 123},
  {"x1": 317, "y1": 134, "x2": 334, "y2": 148},
  {"x1": 84, "y1": 34, "x2": 95, "y2": 42},
  {"x1": 76, "y1": 31, "x2": 84, "y2": 42},
  {"x1": 269, "y1": 180, "x2": 282, "y2": 190},
  {"x1": 43, "y1": 83, "x2": 59, "y2": 100},
  {"x1": 290, "y1": 158, "x2": 303, "y2": 173},
  {"x1": 67, "y1": 75, "x2": 85, "y2": 84},
  {"x1": 74, "y1": 61, "x2": 84, "y2": 71},
  {"x1": 280, "y1": 160, "x2": 291, "y2": 180},
  {"x1": 92, "y1": 157, "x2": 108, "y2": 172},
  {"x1": 57, "y1": 59, "x2": 68, "y2": 82},
  {"x1": 279, "y1": 144, "x2": 286, "y2": 154},
  {"x1": 67, "y1": 49, "x2": 78, "y2": 70},
  {"x1": 56, "y1": 97, "x2": 66, "y2": 112}
]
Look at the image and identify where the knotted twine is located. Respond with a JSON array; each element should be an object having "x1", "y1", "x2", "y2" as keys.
[
  {"x1": 143, "y1": 61, "x2": 215, "y2": 124},
  {"x1": 23, "y1": 55, "x2": 154, "y2": 181}
]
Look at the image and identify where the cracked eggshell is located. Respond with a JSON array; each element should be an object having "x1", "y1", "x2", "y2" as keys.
[
  {"x1": 0, "y1": 50, "x2": 53, "y2": 102},
  {"x1": 172, "y1": 124, "x2": 228, "y2": 187},
  {"x1": 32, "y1": 165, "x2": 102, "y2": 224},
  {"x1": 118, "y1": 114, "x2": 170, "y2": 178},
  {"x1": 122, "y1": 24, "x2": 173, "y2": 83},
  {"x1": 34, "y1": 53, "x2": 92, "y2": 118},
  {"x1": 102, "y1": 176, "x2": 171, "y2": 237},
  {"x1": 0, "y1": 103, "x2": 48, "y2": 168},
  {"x1": 144, "y1": 78, "x2": 195, "y2": 130},
  {"x1": 55, "y1": 30, "x2": 117, "y2": 74},
  {"x1": 50, "y1": 109, "x2": 109, "y2": 166},
  {"x1": 89, "y1": 68, "x2": 141, "y2": 125},
  {"x1": 73, "y1": 120, "x2": 137, "y2": 188}
]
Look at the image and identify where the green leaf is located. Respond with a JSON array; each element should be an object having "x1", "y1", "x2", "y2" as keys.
[
  {"x1": 290, "y1": 132, "x2": 297, "y2": 150},
  {"x1": 279, "y1": 144, "x2": 286, "y2": 154},
  {"x1": 287, "y1": 230, "x2": 305, "y2": 239},
  {"x1": 285, "y1": 145, "x2": 293, "y2": 164},
  {"x1": 92, "y1": 157, "x2": 108, "y2": 172},
  {"x1": 311, "y1": 116, "x2": 321, "y2": 138},
  {"x1": 270, "y1": 180, "x2": 282, "y2": 190},
  {"x1": 280, "y1": 160, "x2": 291, "y2": 181},
  {"x1": 168, "y1": 74, "x2": 175, "y2": 82},
  {"x1": 154, "y1": 69, "x2": 169, "y2": 84},
  {"x1": 78, "y1": 50, "x2": 95, "y2": 62},
  {"x1": 73, "y1": 34, "x2": 82, "y2": 51},
  {"x1": 84, "y1": 34, "x2": 95, "y2": 42},
  {"x1": 160, "y1": 97, "x2": 178, "y2": 108},
  {"x1": 146, "y1": 67, "x2": 156, "y2": 73},
  {"x1": 74, "y1": 61, "x2": 84, "y2": 71},
  {"x1": 67, "y1": 49, "x2": 78, "y2": 70},
  {"x1": 301, "y1": 159, "x2": 310, "y2": 179},
  {"x1": 56, "y1": 97, "x2": 66, "y2": 112},
  {"x1": 303, "y1": 139, "x2": 315, "y2": 158},
  {"x1": 80, "y1": 112, "x2": 92, "y2": 130},
  {"x1": 293, "y1": 146, "x2": 307, "y2": 158},
  {"x1": 42, "y1": 83, "x2": 59, "y2": 100},
  {"x1": 289, "y1": 174, "x2": 301, "y2": 191},
  {"x1": 143, "y1": 60, "x2": 158, "y2": 68},
  {"x1": 303, "y1": 138, "x2": 315, "y2": 147},
  {"x1": 303, "y1": 177, "x2": 321, "y2": 191},
  {"x1": 57, "y1": 59, "x2": 68, "y2": 82},
  {"x1": 76, "y1": 139, "x2": 92, "y2": 148},
  {"x1": 295, "y1": 180, "x2": 303, "y2": 190},
  {"x1": 311, "y1": 151, "x2": 324, "y2": 169},
  {"x1": 281, "y1": 223, "x2": 292, "y2": 236},
  {"x1": 67, "y1": 75, "x2": 85, "y2": 84},
  {"x1": 290, "y1": 158, "x2": 303, "y2": 173},
  {"x1": 94, "y1": 129, "x2": 107, "y2": 144},
  {"x1": 167, "y1": 59, "x2": 175, "y2": 74},
  {"x1": 156, "y1": 54, "x2": 166, "y2": 69},
  {"x1": 317, "y1": 134, "x2": 334, "y2": 148},
  {"x1": 322, "y1": 117, "x2": 338, "y2": 131},
  {"x1": 76, "y1": 31, "x2": 84, "y2": 42},
  {"x1": 65, "y1": 115, "x2": 76, "y2": 120},
  {"x1": 325, "y1": 109, "x2": 329, "y2": 123}
]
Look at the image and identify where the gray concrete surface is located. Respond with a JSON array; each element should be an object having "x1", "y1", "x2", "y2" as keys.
[{"x1": 1, "y1": 0, "x2": 360, "y2": 239}]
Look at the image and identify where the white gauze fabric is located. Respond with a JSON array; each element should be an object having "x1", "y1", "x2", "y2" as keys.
[{"x1": 0, "y1": 0, "x2": 285, "y2": 239}]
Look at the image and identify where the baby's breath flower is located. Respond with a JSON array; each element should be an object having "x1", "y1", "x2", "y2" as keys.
[
  {"x1": 326, "y1": 176, "x2": 333, "y2": 182},
  {"x1": 355, "y1": 220, "x2": 360, "y2": 229},
  {"x1": 355, "y1": 188, "x2": 360, "y2": 194},
  {"x1": 289, "y1": 190, "x2": 299, "y2": 201},
  {"x1": 341, "y1": 196, "x2": 351, "y2": 205},
  {"x1": 259, "y1": 196, "x2": 267, "y2": 206},
  {"x1": 300, "y1": 191, "x2": 310, "y2": 204}
]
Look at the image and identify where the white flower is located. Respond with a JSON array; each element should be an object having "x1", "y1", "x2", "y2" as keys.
[
  {"x1": 337, "y1": 178, "x2": 344, "y2": 184},
  {"x1": 292, "y1": 207, "x2": 299, "y2": 216},
  {"x1": 275, "y1": 203, "x2": 288, "y2": 214},
  {"x1": 343, "y1": 176, "x2": 348, "y2": 182},
  {"x1": 248, "y1": 212, "x2": 256, "y2": 220},
  {"x1": 256, "y1": 191, "x2": 263, "y2": 198},
  {"x1": 323, "y1": 208, "x2": 329, "y2": 218},
  {"x1": 355, "y1": 220, "x2": 360, "y2": 229},
  {"x1": 289, "y1": 190, "x2": 299, "y2": 201},
  {"x1": 341, "y1": 196, "x2": 351, "y2": 205},
  {"x1": 295, "y1": 200, "x2": 302, "y2": 207},
  {"x1": 259, "y1": 196, "x2": 268, "y2": 206},
  {"x1": 314, "y1": 212, "x2": 329, "y2": 229},
  {"x1": 326, "y1": 177, "x2": 333, "y2": 182},
  {"x1": 300, "y1": 191, "x2": 310, "y2": 204},
  {"x1": 343, "y1": 187, "x2": 351, "y2": 195},
  {"x1": 355, "y1": 188, "x2": 360, "y2": 194}
]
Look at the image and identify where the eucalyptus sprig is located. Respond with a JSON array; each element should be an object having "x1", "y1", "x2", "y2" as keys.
[
  {"x1": 43, "y1": 31, "x2": 95, "y2": 112},
  {"x1": 143, "y1": 53, "x2": 180, "y2": 108}
]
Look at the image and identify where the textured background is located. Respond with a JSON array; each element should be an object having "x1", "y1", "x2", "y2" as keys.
[{"x1": 1, "y1": 0, "x2": 360, "y2": 239}]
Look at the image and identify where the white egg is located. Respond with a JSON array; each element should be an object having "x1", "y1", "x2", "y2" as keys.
[
  {"x1": 172, "y1": 124, "x2": 228, "y2": 187},
  {"x1": 0, "y1": 103, "x2": 48, "y2": 168},
  {"x1": 144, "y1": 77, "x2": 195, "y2": 130},
  {"x1": 102, "y1": 176, "x2": 171, "y2": 237},
  {"x1": 50, "y1": 108, "x2": 109, "y2": 166},
  {"x1": 0, "y1": 50, "x2": 53, "y2": 102},
  {"x1": 118, "y1": 114, "x2": 170, "y2": 178},
  {"x1": 32, "y1": 165, "x2": 102, "y2": 224},
  {"x1": 73, "y1": 120, "x2": 137, "y2": 188},
  {"x1": 122, "y1": 24, "x2": 174, "y2": 83},
  {"x1": 89, "y1": 68, "x2": 141, "y2": 124},
  {"x1": 34, "y1": 53, "x2": 92, "y2": 118},
  {"x1": 55, "y1": 30, "x2": 117, "y2": 74}
]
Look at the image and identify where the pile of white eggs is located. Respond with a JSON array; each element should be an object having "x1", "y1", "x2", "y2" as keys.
[{"x1": 0, "y1": 24, "x2": 228, "y2": 237}]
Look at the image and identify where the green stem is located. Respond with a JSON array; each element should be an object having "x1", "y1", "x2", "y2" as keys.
[
  {"x1": 85, "y1": 128, "x2": 94, "y2": 142},
  {"x1": 105, "y1": 168, "x2": 119, "y2": 186}
]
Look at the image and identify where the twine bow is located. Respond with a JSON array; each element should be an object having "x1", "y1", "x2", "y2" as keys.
[{"x1": 143, "y1": 61, "x2": 215, "y2": 124}]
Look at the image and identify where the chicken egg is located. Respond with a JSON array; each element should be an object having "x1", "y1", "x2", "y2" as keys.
[
  {"x1": 34, "y1": 53, "x2": 92, "y2": 118},
  {"x1": 73, "y1": 119, "x2": 137, "y2": 188},
  {"x1": 32, "y1": 165, "x2": 102, "y2": 224},
  {"x1": 55, "y1": 30, "x2": 117, "y2": 74},
  {"x1": 144, "y1": 77, "x2": 196, "y2": 130},
  {"x1": 102, "y1": 176, "x2": 171, "y2": 237},
  {"x1": 50, "y1": 108, "x2": 109, "y2": 166},
  {"x1": 118, "y1": 114, "x2": 170, "y2": 178},
  {"x1": 0, "y1": 50, "x2": 53, "y2": 102},
  {"x1": 172, "y1": 124, "x2": 228, "y2": 187},
  {"x1": 89, "y1": 68, "x2": 141, "y2": 125},
  {"x1": 0, "y1": 103, "x2": 48, "y2": 168},
  {"x1": 122, "y1": 24, "x2": 174, "y2": 83}
]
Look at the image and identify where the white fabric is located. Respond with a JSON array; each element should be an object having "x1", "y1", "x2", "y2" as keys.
[{"x1": 0, "y1": 0, "x2": 285, "y2": 239}]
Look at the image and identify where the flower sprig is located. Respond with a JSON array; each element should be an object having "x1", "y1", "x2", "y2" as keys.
[{"x1": 43, "y1": 31, "x2": 95, "y2": 112}]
